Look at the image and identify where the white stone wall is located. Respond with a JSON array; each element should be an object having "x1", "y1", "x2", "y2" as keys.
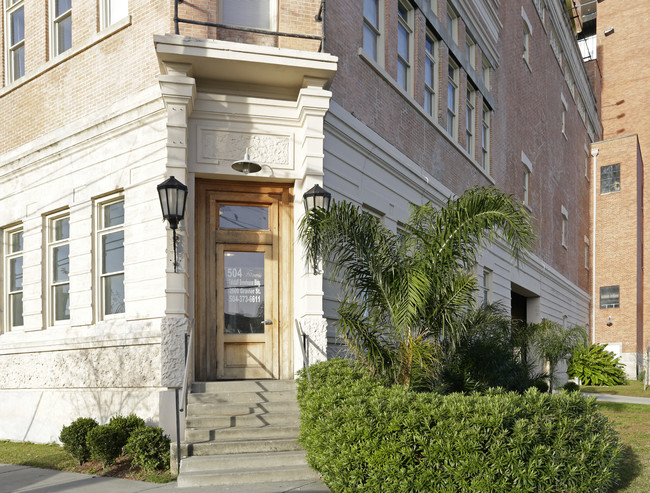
[{"x1": 0, "y1": 85, "x2": 175, "y2": 442}]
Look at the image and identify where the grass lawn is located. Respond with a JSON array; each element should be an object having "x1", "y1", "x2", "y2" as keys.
[
  {"x1": 582, "y1": 380, "x2": 650, "y2": 398},
  {"x1": 0, "y1": 441, "x2": 175, "y2": 483},
  {"x1": 597, "y1": 402, "x2": 650, "y2": 493}
]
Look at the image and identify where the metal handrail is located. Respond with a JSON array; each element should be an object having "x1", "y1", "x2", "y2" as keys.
[
  {"x1": 295, "y1": 319, "x2": 311, "y2": 384},
  {"x1": 179, "y1": 319, "x2": 194, "y2": 413}
]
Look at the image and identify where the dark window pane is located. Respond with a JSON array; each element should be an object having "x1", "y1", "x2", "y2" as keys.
[
  {"x1": 11, "y1": 7, "x2": 24, "y2": 44},
  {"x1": 600, "y1": 164, "x2": 620, "y2": 194},
  {"x1": 53, "y1": 245, "x2": 70, "y2": 282},
  {"x1": 222, "y1": 0, "x2": 271, "y2": 29},
  {"x1": 10, "y1": 257, "x2": 23, "y2": 291},
  {"x1": 219, "y1": 206, "x2": 268, "y2": 230},
  {"x1": 54, "y1": 217, "x2": 70, "y2": 241},
  {"x1": 104, "y1": 201, "x2": 124, "y2": 227},
  {"x1": 600, "y1": 285, "x2": 620, "y2": 309},
  {"x1": 11, "y1": 231, "x2": 23, "y2": 253},
  {"x1": 224, "y1": 251, "x2": 264, "y2": 334},
  {"x1": 105, "y1": 274, "x2": 125, "y2": 314},
  {"x1": 55, "y1": 0, "x2": 72, "y2": 16},
  {"x1": 11, "y1": 293, "x2": 23, "y2": 327},
  {"x1": 102, "y1": 231, "x2": 124, "y2": 274},
  {"x1": 54, "y1": 284, "x2": 70, "y2": 320},
  {"x1": 57, "y1": 15, "x2": 72, "y2": 53}
]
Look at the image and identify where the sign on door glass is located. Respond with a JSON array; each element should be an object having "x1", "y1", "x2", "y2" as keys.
[{"x1": 224, "y1": 251, "x2": 264, "y2": 334}]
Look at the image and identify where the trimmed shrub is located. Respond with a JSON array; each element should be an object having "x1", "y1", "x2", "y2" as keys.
[
  {"x1": 298, "y1": 359, "x2": 621, "y2": 493},
  {"x1": 86, "y1": 424, "x2": 123, "y2": 467},
  {"x1": 125, "y1": 426, "x2": 171, "y2": 471},
  {"x1": 531, "y1": 379, "x2": 549, "y2": 393},
  {"x1": 568, "y1": 344, "x2": 627, "y2": 386},
  {"x1": 563, "y1": 381, "x2": 580, "y2": 392},
  {"x1": 59, "y1": 417, "x2": 98, "y2": 464},
  {"x1": 108, "y1": 413, "x2": 146, "y2": 451}
]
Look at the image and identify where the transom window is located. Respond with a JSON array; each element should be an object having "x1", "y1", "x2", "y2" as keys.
[
  {"x1": 600, "y1": 164, "x2": 620, "y2": 194},
  {"x1": 5, "y1": 227, "x2": 24, "y2": 331},
  {"x1": 52, "y1": 0, "x2": 72, "y2": 56},
  {"x1": 220, "y1": 0, "x2": 276, "y2": 30},
  {"x1": 600, "y1": 285, "x2": 619, "y2": 309},
  {"x1": 363, "y1": 0, "x2": 381, "y2": 62},
  {"x1": 48, "y1": 214, "x2": 70, "y2": 323},
  {"x1": 98, "y1": 199, "x2": 125, "y2": 317},
  {"x1": 424, "y1": 33, "x2": 438, "y2": 118},
  {"x1": 6, "y1": 0, "x2": 25, "y2": 82},
  {"x1": 397, "y1": 1, "x2": 412, "y2": 92}
]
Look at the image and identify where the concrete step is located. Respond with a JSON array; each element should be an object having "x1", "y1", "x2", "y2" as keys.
[
  {"x1": 180, "y1": 450, "x2": 308, "y2": 473},
  {"x1": 190, "y1": 437, "x2": 303, "y2": 456},
  {"x1": 187, "y1": 389, "x2": 297, "y2": 405},
  {"x1": 185, "y1": 424, "x2": 301, "y2": 442},
  {"x1": 192, "y1": 380, "x2": 297, "y2": 393},
  {"x1": 186, "y1": 411, "x2": 300, "y2": 429},
  {"x1": 177, "y1": 464, "x2": 319, "y2": 488},
  {"x1": 186, "y1": 400, "x2": 299, "y2": 417}
]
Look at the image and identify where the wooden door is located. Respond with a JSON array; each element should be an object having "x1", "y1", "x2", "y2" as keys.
[{"x1": 195, "y1": 181, "x2": 293, "y2": 381}]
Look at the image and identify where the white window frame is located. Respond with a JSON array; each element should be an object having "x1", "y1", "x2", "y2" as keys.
[
  {"x1": 481, "y1": 104, "x2": 491, "y2": 172},
  {"x1": 96, "y1": 196, "x2": 125, "y2": 319},
  {"x1": 584, "y1": 235, "x2": 590, "y2": 270},
  {"x1": 100, "y1": 0, "x2": 128, "y2": 30},
  {"x1": 363, "y1": 0, "x2": 383, "y2": 64},
  {"x1": 584, "y1": 145, "x2": 590, "y2": 180},
  {"x1": 47, "y1": 213, "x2": 70, "y2": 325},
  {"x1": 482, "y1": 56, "x2": 491, "y2": 90},
  {"x1": 465, "y1": 86, "x2": 475, "y2": 157},
  {"x1": 466, "y1": 34, "x2": 476, "y2": 70},
  {"x1": 397, "y1": 0, "x2": 413, "y2": 93},
  {"x1": 522, "y1": 151, "x2": 533, "y2": 207},
  {"x1": 446, "y1": 2, "x2": 458, "y2": 45},
  {"x1": 51, "y1": 0, "x2": 72, "y2": 57},
  {"x1": 561, "y1": 205, "x2": 568, "y2": 249},
  {"x1": 561, "y1": 93, "x2": 568, "y2": 139},
  {"x1": 5, "y1": 0, "x2": 25, "y2": 82},
  {"x1": 481, "y1": 267, "x2": 493, "y2": 306},
  {"x1": 447, "y1": 60, "x2": 459, "y2": 139},
  {"x1": 600, "y1": 285, "x2": 619, "y2": 309},
  {"x1": 219, "y1": 0, "x2": 277, "y2": 31},
  {"x1": 4, "y1": 226, "x2": 24, "y2": 332},
  {"x1": 522, "y1": 7, "x2": 532, "y2": 69},
  {"x1": 424, "y1": 31, "x2": 438, "y2": 118},
  {"x1": 600, "y1": 163, "x2": 621, "y2": 194}
]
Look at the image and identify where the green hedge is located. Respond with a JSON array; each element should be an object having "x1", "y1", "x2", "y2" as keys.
[{"x1": 297, "y1": 359, "x2": 621, "y2": 493}]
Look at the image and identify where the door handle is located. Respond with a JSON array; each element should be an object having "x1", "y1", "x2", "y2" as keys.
[{"x1": 261, "y1": 319, "x2": 273, "y2": 325}]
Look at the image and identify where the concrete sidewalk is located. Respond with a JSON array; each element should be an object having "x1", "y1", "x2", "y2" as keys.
[
  {"x1": 0, "y1": 464, "x2": 329, "y2": 493},
  {"x1": 582, "y1": 392, "x2": 650, "y2": 405}
]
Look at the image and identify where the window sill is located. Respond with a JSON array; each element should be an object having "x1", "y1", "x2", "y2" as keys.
[
  {"x1": 1, "y1": 15, "x2": 132, "y2": 97},
  {"x1": 358, "y1": 47, "x2": 495, "y2": 185}
]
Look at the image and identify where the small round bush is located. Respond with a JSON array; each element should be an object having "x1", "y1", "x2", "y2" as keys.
[
  {"x1": 531, "y1": 378, "x2": 549, "y2": 393},
  {"x1": 108, "y1": 413, "x2": 146, "y2": 450},
  {"x1": 86, "y1": 424, "x2": 124, "y2": 467},
  {"x1": 59, "y1": 417, "x2": 98, "y2": 464},
  {"x1": 563, "y1": 381, "x2": 580, "y2": 392},
  {"x1": 637, "y1": 370, "x2": 646, "y2": 382},
  {"x1": 125, "y1": 426, "x2": 171, "y2": 471}
]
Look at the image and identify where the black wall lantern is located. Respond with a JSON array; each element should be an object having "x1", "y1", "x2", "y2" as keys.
[
  {"x1": 157, "y1": 176, "x2": 188, "y2": 272},
  {"x1": 302, "y1": 184, "x2": 332, "y2": 214}
]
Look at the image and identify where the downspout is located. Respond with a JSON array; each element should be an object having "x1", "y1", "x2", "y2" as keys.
[{"x1": 591, "y1": 147, "x2": 599, "y2": 344}]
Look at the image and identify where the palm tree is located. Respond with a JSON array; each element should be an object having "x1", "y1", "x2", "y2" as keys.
[{"x1": 300, "y1": 186, "x2": 535, "y2": 388}]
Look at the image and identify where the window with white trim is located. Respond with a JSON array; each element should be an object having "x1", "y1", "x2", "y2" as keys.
[
  {"x1": 430, "y1": 0, "x2": 438, "y2": 16},
  {"x1": 6, "y1": 0, "x2": 25, "y2": 82},
  {"x1": 466, "y1": 34, "x2": 476, "y2": 70},
  {"x1": 523, "y1": 20, "x2": 531, "y2": 65},
  {"x1": 424, "y1": 32, "x2": 438, "y2": 118},
  {"x1": 363, "y1": 0, "x2": 382, "y2": 62},
  {"x1": 600, "y1": 285, "x2": 619, "y2": 309},
  {"x1": 561, "y1": 206, "x2": 568, "y2": 249},
  {"x1": 482, "y1": 56, "x2": 490, "y2": 90},
  {"x1": 584, "y1": 146, "x2": 590, "y2": 179},
  {"x1": 397, "y1": 0, "x2": 413, "y2": 92},
  {"x1": 481, "y1": 268, "x2": 492, "y2": 305},
  {"x1": 561, "y1": 94, "x2": 567, "y2": 138},
  {"x1": 220, "y1": 0, "x2": 276, "y2": 30},
  {"x1": 584, "y1": 235, "x2": 589, "y2": 270},
  {"x1": 465, "y1": 86, "x2": 475, "y2": 156},
  {"x1": 481, "y1": 104, "x2": 490, "y2": 171},
  {"x1": 51, "y1": 0, "x2": 72, "y2": 56},
  {"x1": 446, "y1": 61, "x2": 458, "y2": 138},
  {"x1": 97, "y1": 198, "x2": 125, "y2": 317},
  {"x1": 522, "y1": 151, "x2": 532, "y2": 207},
  {"x1": 48, "y1": 214, "x2": 70, "y2": 323},
  {"x1": 5, "y1": 227, "x2": 23, "y2": 331},
  {"x1": 446, "y1": 2, "x2": 458, "y2": 45},
  {"x1": 101, "y1": 0, "x2": 128, "y2": 29}
]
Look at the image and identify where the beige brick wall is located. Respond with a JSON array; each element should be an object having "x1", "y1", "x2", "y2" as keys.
[
  {"x1": 592, "y1": 136, "x2": 643, "y2": 356},
  {"x1": 0, "y1": 0, "x2": 171, "y2": 153}
]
